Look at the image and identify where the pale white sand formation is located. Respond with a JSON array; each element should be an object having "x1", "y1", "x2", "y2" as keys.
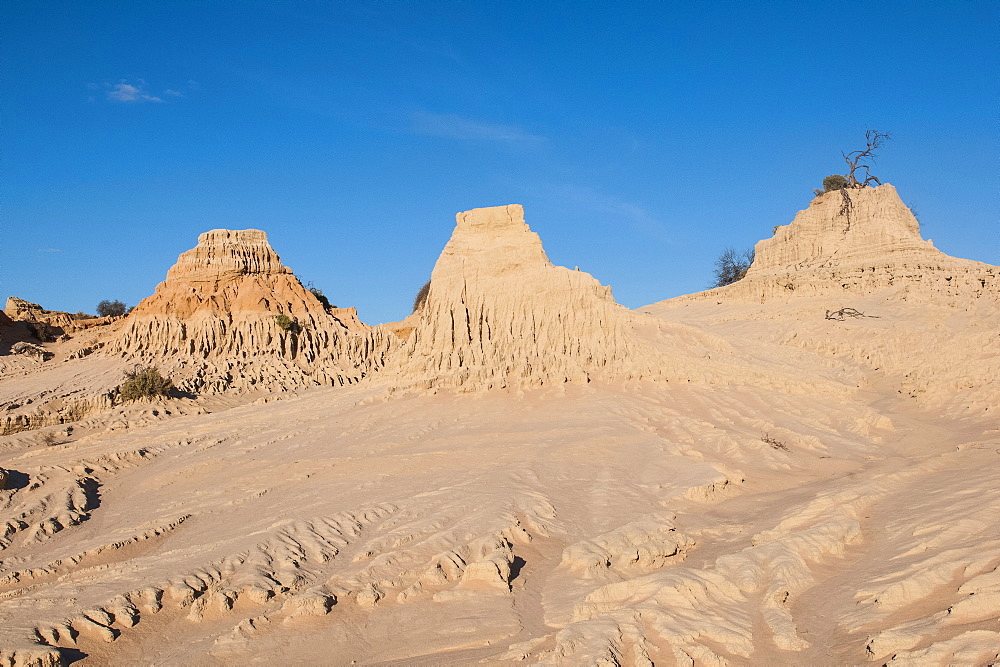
[{"x1": 0, "y1": 184, "x2": 997, "y2": 665}]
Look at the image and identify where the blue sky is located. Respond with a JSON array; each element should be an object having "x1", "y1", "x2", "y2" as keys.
[{"x1": 3, "y1": 0, "x2": 997, "y2": 324}]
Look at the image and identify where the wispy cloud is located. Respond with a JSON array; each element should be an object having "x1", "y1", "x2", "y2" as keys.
[
  {"x1": 37, "y1": 248, "x2": 62, "y2": 253},
  {"x1": 547, "y1": 184, "x2": 672, "y2": 243},
  {"x1": 91, "y1": 78, "x2": 196, "y2": 103},
  {"x1": 411, "y1": 111, "x2": 545, "y2": 145},
  {"x1": 404, "y1": 40, "x2": 467, "y2": 69},
  {"x1": 107, "y1": 79, "x2": 162, "y2": 102}
]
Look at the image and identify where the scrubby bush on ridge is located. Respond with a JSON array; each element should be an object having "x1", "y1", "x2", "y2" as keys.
[
  {"x1": 413, "y1": 280, "x2": 431, "y2": 312},
  {"x1": 822, "y1": 174, "x2": 848, "y2": 192},
  {"x1": 299, "y1": 278, "x2": 335, "y2": 310},
  {"x1": 309, "y1": 286, "x2": 332, "y2": 309}
]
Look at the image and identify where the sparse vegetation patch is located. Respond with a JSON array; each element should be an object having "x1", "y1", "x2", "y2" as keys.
[
  {"x1": 275, "y1": 313, "x2": 297, "y2": 332},
  {"x1": 118, "y1": 366, "x2": 174, "y2": 402}
]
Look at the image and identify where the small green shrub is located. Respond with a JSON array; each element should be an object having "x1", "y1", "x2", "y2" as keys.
[
  {"x1": 822, "y1": 174, "x2": 848, "y2": 192},
  {"x1": 275, "y1": 313, "x2": 296, "y2": 331},
  {"x1": 119, "y1": 366, "x2": 173, "y2": 402},
  {"x1": 412, "y1": 280, "x2": 431, "y2": 312}
]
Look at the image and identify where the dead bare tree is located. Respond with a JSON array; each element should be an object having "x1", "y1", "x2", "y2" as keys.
[
  {"x1": 834, "y1": 130, "x2": 891, "y2": 230},
  {"x1": 843, "y1": 130, "x2": 891, "y2": 188}
]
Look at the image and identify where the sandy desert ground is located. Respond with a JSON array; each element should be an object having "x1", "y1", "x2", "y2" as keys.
[{"x1": 1, "y1": 184, "x2": 998, "y2": 665}]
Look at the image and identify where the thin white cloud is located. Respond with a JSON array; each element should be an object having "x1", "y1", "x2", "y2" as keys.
[
  {"x1": 411, "y1": 111, "x2": 544, "y2": 145},
  {"x1": 548, "y1": 184, "x2": 672, "y2": 243},
  {"x1": 404, "y1": 40, "x2": 467, "y2": 69},
  {"x1": 95, "y1": 79, "x2": 198, "y2": 102},
  {"x1": 37, "y1": 248, "x2": 62, "y2": 253},
  {"x1": 107, "y1": 81, "x2": 162, "y2": 103}
]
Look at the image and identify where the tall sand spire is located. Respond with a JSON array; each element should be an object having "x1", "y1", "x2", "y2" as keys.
[{"x1": 385, "y1": 205, "x2": 664, "y2": 390}]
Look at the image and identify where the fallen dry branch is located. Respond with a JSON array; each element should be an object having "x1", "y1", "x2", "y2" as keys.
[
  {"x1": 825, "y1": 307, "x2": 879, "y2": 321},
  {"x1": 761, "y1": 432, "x2": 790, "y2": 451}
]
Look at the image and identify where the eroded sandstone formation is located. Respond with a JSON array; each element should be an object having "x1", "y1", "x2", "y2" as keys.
[
  {"x1": 3, "y1": 297, "x2": 95, "y2": 341},
  {"x1": 646, "y1": 183, "x2": 1000, "y2": 417},
  {"x1": 11, "y1": 342, "x2": 54, "y2": 361},
  {"x1": 108, "y1": 229, "x2": 393, "y2": 393},
  {"x1": 691, "y1": 184, "x2": 997, "y2": 303},
  {"x1": 384, "y1": 205, "x2": 756, "y2": 392},
  {"x1": 4, "y1": 297, "x2": 76, "y2": 329}
]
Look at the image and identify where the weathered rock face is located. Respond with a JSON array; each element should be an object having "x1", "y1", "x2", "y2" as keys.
[
  {"x1": 11, "y1": 342, "x2": 53, "y2": 361},
  {"x1": 5, "y1": 297, "x2": 65, "y2": 325},
  {"x1": 110, "y1": 229, "x2": 393, "y2": 393},
  {"x1": 691, "y1": 184, "x2": 997, "y2": 303},
  {"x1": 4, "y1": 297, "x2": 80, "y2": 340},
  {"x1": 385, "y1": 205, "x2": 722, "y2": 391},
  {"x1": 164, "y1": 229, "x2": 286, "y2": 284},
  {"x1": 757, "y1": 184, "x2": 935, "y2": 268}
]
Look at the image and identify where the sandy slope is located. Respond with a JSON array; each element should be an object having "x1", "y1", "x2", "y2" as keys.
[{"x1": 1, "y1": 293, "x2": 998, "y2": 665}]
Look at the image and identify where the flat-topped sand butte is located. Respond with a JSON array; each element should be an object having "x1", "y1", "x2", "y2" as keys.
[
  {"x1": 112, "y1": 228, "x2": 394, "y2": 393},
  {"x1": 0, "y1": 184, "x2": 998, "y2": 665}
]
